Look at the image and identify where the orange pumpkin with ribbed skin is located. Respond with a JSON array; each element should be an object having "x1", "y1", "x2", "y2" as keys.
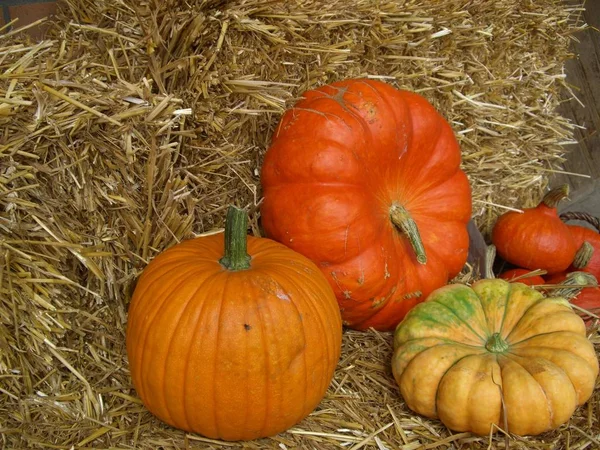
[
  {"x1": 126, "y1": 206, "x2": 342, "y2": 441},
  {"x1": 260, "y1": 78, "x2": 472, "y2": 331},
  {"x1": 491, "y1": 185, "x2": 577, "y2": 275},
  {"x1": 392, "y1": 279, "x2": 599, "y2": 436}
]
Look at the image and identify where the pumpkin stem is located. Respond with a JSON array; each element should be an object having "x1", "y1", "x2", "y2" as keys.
[
  {"x1": 573, "y1": 241, "x2": 594, "y2": 270},
  {"x1": 485, "y1": 332, "x2": 509, "y2": 353},
  {"x1": 553, "y1": 271, "x2": 598, "y2": 300},
  {"x1": 485, "y1": 244, "x2": 497, "y2": 279},
  {"x1": 389, "y1": 203, "x2": 427, "y2": 264},
  {"x1": 219, "y1": 205, "x2": 252, "y2": 271},
  {"x1": 541, "y1": 184, "x2": 569, "y2": 208}
]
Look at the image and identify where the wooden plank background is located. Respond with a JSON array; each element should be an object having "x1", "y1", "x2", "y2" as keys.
[{"x1": 553, "y1": 1, "x2": 600, "y2": 197}]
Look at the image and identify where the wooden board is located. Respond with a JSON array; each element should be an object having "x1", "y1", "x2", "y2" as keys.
[{"x1": 553, "y1": 1, "x2": 600, "y2": 191}]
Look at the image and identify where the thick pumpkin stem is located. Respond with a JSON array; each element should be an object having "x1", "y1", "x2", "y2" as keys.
[
  {"x1": 485, "y1": 333, "x2": 509, "y2": 353},
  {"x1": 219, "y1": 205, "x2": 252, "y2": 271},
  {"x1": 485, "y1": 244, "x2": 497, "y2": 279},
  {"x1": 554, "y1": 271, "x2": 598, "y2": 300},
  {"x1": 573, "y1": 241, "x2": 594, "y2": 270},
  {"x1": 389, "y1": 203, "x2": 427, "y2": 264},
  {"x1": 541, "y1": 184, "x2": 569, "y2": 208}
]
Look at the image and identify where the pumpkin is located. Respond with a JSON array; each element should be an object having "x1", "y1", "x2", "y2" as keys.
[
  {"x1": 560, "y1": 212, "x2": 600, "y2": 280},
  {"x1": 544, "y1": 271, "x2": 599, "y2": 327},
  {"x1": 497, "y1": 268, "x2": 545, "y2": 286},
  {"x1": 391, "y1": 278, "x2": 599, "y2": 436},
  {"x1": 260, "y1": 78, "x2": 472, "y2": 331},
  {"x1": 491, "y1": 185, "x2": 577, "y2": 274},
  {"x1": 126, "y1": 206, "x2": 343, "y2": 441}
]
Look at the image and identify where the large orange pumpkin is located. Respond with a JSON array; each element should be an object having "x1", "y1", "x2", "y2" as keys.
[
  {"x1": 260, "y1": 78, "x2": 472, "y2": 331},
  {"x1": 126, "y1": 206, "x2": 343, "y2": 441}
]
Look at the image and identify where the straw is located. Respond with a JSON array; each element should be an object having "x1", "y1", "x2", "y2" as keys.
[{"x1": 1, "y1": 0, "x2": 597, "y2": 448}]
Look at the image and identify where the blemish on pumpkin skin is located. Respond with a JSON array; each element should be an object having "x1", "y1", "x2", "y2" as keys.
[
  {"x1": 244, "y1": 324, "x2": 251, "y2": 331},
  {"x1": 276, "y1": 290, "x2": 291, "y2": 302}
]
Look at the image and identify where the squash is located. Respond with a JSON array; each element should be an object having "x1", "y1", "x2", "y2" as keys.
[
  {"x1": 391, "y1": 278, "x2": 599, "y2": 436},
  {"x1": 491, "y1": 185, "x2": 577, "y2": 274},
  {"x1": 126, "y1": 206, "x2": 343, "y2": 441},
  {"x1": 260, "y1": 78, "x2": 472, "y2": 331}
]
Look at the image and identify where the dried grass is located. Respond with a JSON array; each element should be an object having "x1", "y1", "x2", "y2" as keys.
[{"x1": 1, "y1": 0, "x2": 598, "y2": 449}]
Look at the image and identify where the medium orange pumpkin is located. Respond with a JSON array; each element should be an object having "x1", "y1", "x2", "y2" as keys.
[
  {"x1": 560, "y1": 212, "x2": 600, "y2": 280},
  {"x1": 126, "y1": 206, "x2": 343, "y2": 441},
  {"x1": 260, "y1": 78, "x2": 472, "y2": 331}
]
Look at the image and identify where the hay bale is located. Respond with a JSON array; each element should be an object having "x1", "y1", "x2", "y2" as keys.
[{"x1": 1, "y1": 0, "x2": 597, "y2": 448}]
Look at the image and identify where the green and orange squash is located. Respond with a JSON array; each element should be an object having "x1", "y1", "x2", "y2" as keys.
[{"x1": 392, "y1": 278, "x2": 599, "y2": 436}]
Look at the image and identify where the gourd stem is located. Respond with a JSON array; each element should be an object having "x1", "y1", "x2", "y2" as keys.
[
  {"x1": 485, "y1": 332, "x2": 509, "y2": 353},
  {"x1": 219, "y1": 205, "x2": 252, "y2": 271},
  {"x1": 573, "y1": 241, "x2": 594, "y2": 270},
  {"x1": 553, "y1": 271, "x2": 598, "y2": 300},
  {"x1": 390, "y1": 203, "x2": 427, "y2": 264},
  {"x1": 485, "y1": 244, "x2": 497, "y2": 279},
  {"x1": 541, "y1": 184, "x2": 569, "y2": 208}
]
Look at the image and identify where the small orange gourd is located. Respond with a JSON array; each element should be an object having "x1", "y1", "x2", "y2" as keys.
[
  {"x1": 126, "y1": 206, "x2": 343, "y2": 441},
  {"x1": 491, "y1": 185, "x2": 577, "y2": 274}
]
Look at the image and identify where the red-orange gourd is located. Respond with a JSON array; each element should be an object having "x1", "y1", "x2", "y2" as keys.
[
  {"x1": 498, "y1": 268, "x2": 545, "y2": 286},
  {"x1": 126, "y1": 206, "x2": 343, "y2": 441},
  {"x1": 260, "y1": 78, "x2": 472, "y2": 331},
  {"x1": 544, "y1": 271, "x2": 599, "y2": 327},
  {"x1": 560, "y1": 212, "x2": 600, "y2": 280},
  {"x1": 491, "y1": 185, "x2": 577, "y2": 274}
]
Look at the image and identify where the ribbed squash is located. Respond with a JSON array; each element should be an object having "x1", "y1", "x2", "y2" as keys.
[
  {"x1": 126, "y1": 206, "x2": 343, "y2": 441},
  {"x1": 392, "y1": 278, "x2": 599, "y2": 436}
]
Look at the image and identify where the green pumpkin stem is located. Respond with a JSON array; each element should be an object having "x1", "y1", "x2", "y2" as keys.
[
  {"x1": 219, "y1": 205, "x2": 252, "y2": 271},
  {"x1": 390, "y1": 203, "x2": 427, "y2": 264},
  {"x1": 541, "y1": 184, "x2": 569, "y2": 208},
  {"x1": 553, "y1": 271, "x2": 598, "y2": 300},
  {"x1": 485, "y1": 332, "x2": 509, "y2": 353}
]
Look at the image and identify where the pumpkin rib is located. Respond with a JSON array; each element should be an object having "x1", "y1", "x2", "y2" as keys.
[
  {"x1": 496, "y1": 355, "x2": 553, "y2": 434},
  {"x1": 160, "y1": 279, "x2": 208, "y2": 431},
  {"x1": 430, "y1": 299, "x2": 488, "y2": 344},
  {"x1": 174, "y1": 270, "x2": 227, "y2": 434},
  {"x1": 431, "y1": 351, "x2": 487, "y2": 418},
  {"x1": 402, "y1": 346, "x2": 479, "y2": 418},
  {"x1": 128, "y1": 259, "x2": 202, "y2": 319},
  {"x1": 505, "y1": 300, "x2": 582, "y2": 344},
  {"x1": 180, "y1": 273, "x2": 221, "y2": 433},
  {"x1": 268, "y1": 265, "x2": 336, "y2": 402},
  {"x1": 134, "y1": 265, "x2": 213, "y2": 407},
  {"x1": 502, "y1": 352, "x2": 577, "y2": 428},
  {"x1": 261, "y1": 269, "x2": 310, "y2": 428},
  {"x1": 509, "y1": 347, "x2": 587, "y2": 398},
  {"x1": 213, "y1": 272, "x2": 235, "y2": 439},
  {"x1": 498, "y1": 283, "x2": 541, "y2": 337}
]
